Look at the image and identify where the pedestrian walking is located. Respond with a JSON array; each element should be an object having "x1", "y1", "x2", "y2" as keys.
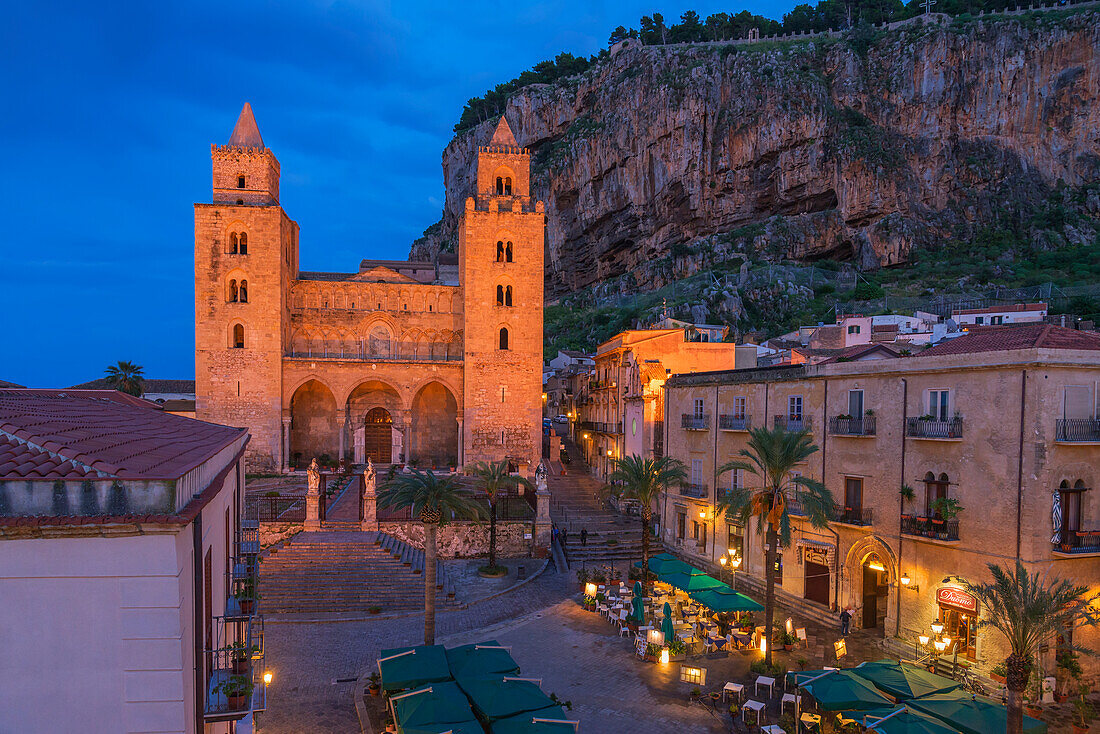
[
  {"x1": 580, "y1": 527, "x2": 588, "y2": 546},
  {"x1": 560, "y1": 528, "x2": 568, "y2": 546},
  {"x1": 839, "y1": 606, "x2": 852, "y2": 636}
]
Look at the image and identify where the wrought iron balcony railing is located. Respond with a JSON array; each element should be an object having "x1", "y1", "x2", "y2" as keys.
[
  {"x1": 679, "y1": 482, "x2": 708, "y2": 499},
  {"x1": 682, "y1": 414, "x2": 710, "y2": 430},
  {"x1": 906, "y1": 417, "x2": 963, "y2": 439},
  {"x1": 901, "y1": 514, "x2": 960, "y2": 541},
  {"x1": 718, "y1": 414, "x2": 751, "y2": 431},
  {"x1": 836, "y1": 506, "x2": 873, "y2": 526},
  {"x1": 773, "y1": 415, "x2": 812, "y2": 432},
  {"x1": 1053, "y1": 529, "x2": 1100, "y2": 553},
  {"x1": 829, "y1": 416, "x2": 876, "y2": 436},
  {"x1": 1055, "y1": 418, "x2": 1100, "y2": 442}
]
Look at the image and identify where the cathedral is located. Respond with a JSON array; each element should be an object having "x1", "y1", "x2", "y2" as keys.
[{"x1": 195, "y1": 104, "x2": 544, "y2": 473}]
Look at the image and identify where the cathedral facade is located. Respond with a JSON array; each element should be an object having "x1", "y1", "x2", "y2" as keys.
[{"x1": 195, "y1": 105, "x2": 544, "y2": 473}]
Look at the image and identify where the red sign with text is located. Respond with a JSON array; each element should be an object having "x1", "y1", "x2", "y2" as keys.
[{"x1": 937, "y1": 587, "x2": 978, "y2": 614}]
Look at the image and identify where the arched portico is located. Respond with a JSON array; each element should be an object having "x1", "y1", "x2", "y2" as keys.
[
  {"x1": 411, "y1": 381, "x2": 459, "y2": 469},
  {"x1": 289, "y1": 378, "x2": 339, "y2": 468},
  {"x1": 346, "y1": 380, "x2": 405, "y2": 465}
]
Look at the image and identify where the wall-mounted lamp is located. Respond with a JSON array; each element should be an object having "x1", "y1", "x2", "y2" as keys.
[
  {"x1": 900, "y1": 572, "x2": 919, "y2": 592},
  {"x1": 264, "y1": 671, "x2": 273, "y2": 685},
  {"x1": 867, "y1": 560, "x2": 886, "y2": 573},
  {"x1": 606, "y1": 450, "x2": 613, "y2": 457}
]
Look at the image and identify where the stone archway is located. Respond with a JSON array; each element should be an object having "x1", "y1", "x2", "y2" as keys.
[
  {"x1": 842, "y1": 535, "x2": 898, "y2": 633},
  {"x1": 289, "y1": 379, "x2": 339, "y2": 468},
  {"x1": 346, "y1": 380, "x2": 404, "y2": 464},
  {"x1": 411, "y1": 381, "x2": 459, "y2": 469},
  {"x1": 363, "y1": 407, "x2": 392, "y2": 463}
]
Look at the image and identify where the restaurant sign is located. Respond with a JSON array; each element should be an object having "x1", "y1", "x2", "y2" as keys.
[
  {"x1": 804, "y1": 548, "x2": 828, "y2": 566},
  {"x1": 937, "y1": 586, "x2": 979, "y2": 614}
]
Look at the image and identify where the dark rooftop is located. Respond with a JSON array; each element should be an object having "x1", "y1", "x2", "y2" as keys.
[{"x1": 918, "y1": 323, "x2": 1100, "y2": 357}]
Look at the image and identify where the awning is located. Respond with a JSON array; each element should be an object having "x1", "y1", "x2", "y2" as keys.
[
  {"x1": 847, "y1": 705, "x2": 959, "y2": 734},
  {"x1": 380, "y1": 645, "x2": 453, "y2": 693},
  {"x1": 456, "y1": 676, "x2": 559, "y2": 723},
  {"x1": 850, "y1": 660, "x2": 960, "y2": 701},
  {"x1": 391, "y1": 681, "x2": 477, "y2": 730},
  {"x1": 688, "y1": 586, "x2": 763, "y2": 612},
  {"x1": 907, "y1": 690, "x2": 1047, "y2": 734},
  {"x1": 489, "y1": 704, "x2": 577, "y2": 734},
  {"x1": 796, "y1": 669, "x2": 895, "y2": 711},
  {"x1": 445, "y1": 641, "x2": 521, "y2": 679}
]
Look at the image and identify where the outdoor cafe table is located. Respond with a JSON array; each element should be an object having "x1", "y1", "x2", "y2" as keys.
[
  {"x1": 800, "y1": 712, "x2": 822, "y2": 732},
  {"x1": 742, "y1": 700, "x2": 766, "y2": 724},
  {"x1": 756, "y1": 675, "x2": 777, "y2": 697},
  {"x1": 723, "y1": 682, "x2": 744, "y2": 702},
  {"x1": 761, "y1": 726, "x2": 786, "y2": 734}
]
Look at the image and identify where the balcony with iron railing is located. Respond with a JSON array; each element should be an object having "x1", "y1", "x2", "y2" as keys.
[
  {"x1": 1055, "y1": 418, "x2": 1100, "y2": 443},
  {"x1": 718, "y1": 414, "x2": 751, "y2": 431},
  {"x1": 595, "y1": 421, "x2": 623, "y2": 434},
  {"x1": 829, "y1": 415, "x2": 876, "y2": 437},
  {"x1": 1053, "y1": 528, "x2": 1100, "y2": 554},
  {"x1": 901, "y1": 514, "x2": 960, "y2": 541},
  {"x1": 682, "y1": 414, "x2": 710, "y2": 431},
  {"x1": 773, "y1": 415, "x2": 813, "y2": 432},
  {"x1": 285, "y1": 348, "x2": 461, "y2": 363},
  {"x1": 835, "y1": 506, "x2": 874, "y2": 526},
  {"x1": 906, "y1": 417, "x2": 963, "y2": 439},
  {"x1": 205, "y1": 553, "x2": 265, "y2": 723},
  {"x1": 679, "y1": 482, "x2": 708, "y2": 499}
]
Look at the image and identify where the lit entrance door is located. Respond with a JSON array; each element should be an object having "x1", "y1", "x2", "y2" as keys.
[
  {"x1": 862, "y1": 558, "x2": 887, "y2": 629},
  {"x1": 364, "y1": 407, "x2": 392, "y2": 463}
]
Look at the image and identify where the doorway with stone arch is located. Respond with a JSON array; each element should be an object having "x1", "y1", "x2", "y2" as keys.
[
  {"x1": 363, "y1": 407, "x2": 393, "y2": 464},
  {"x1": 841, "y1": 536, "x2": 897, "y2": 634}
]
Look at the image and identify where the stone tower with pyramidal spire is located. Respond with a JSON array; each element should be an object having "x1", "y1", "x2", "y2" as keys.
[{"x1": 195, "y1": 103, "x2": 299, "y2": 469}]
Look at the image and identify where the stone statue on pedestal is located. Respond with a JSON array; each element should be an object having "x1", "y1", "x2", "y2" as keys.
[
  {"x1": 305, "y1": 457, "x2": 321, "y2": 531},
  {"x1": 364, "y1": 458, "x2": 376, "y2": 493},
  {"x1": 535, "y1": 462, "x2": 548, "y2": 494},
  {"x1": 307, "y1": 458, "x2": 321, "y2": 493},
  {"x1": 361, "y1": 457, "x2": 378, "y2": 531}
]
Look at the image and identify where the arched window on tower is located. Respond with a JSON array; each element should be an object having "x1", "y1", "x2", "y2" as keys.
[
  {"x1": 237, "y1": 175, "x2": 246, "y2": 189},
  {"x1": 233, "y1": 324, "x2": 245, "y2": 348},
  {"x1": 239, "y1": 279, "x2": 248, "y2": 303},
  {"x1": 229, "y1": 232, "x2": 239, "y2": 254},
  {"x1": 505, "y1": 242, "x2": 514, "y2": 262},
  {"x1": 496, "y1": 285, "x2": 504, "y2": 306},
  {"x1": 505, "y1": 285, "x2": 513, "y2": 306},
  {"x1": 504, "y1": 177, "x2": 513, "y2": 195},
  {"x1": 229, "y1": 279, "x2": 239, "y2": 303},
  {"x1": 239, "y1": 232, "x2": 248, "y2": 255},
  {"x1": 499, "y1": 327, "x2": 509, "y2": 350},
  {"x1": 496, "y1": 241, "x2": 504, "y2": 262},
  {"x1": 496, "y1": 177, "x2": 504, "y2": 195}
]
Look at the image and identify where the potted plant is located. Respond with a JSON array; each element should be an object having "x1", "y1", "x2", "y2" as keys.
[
  {"x1": 229, "y1": 641, "x2": 253, "y2": 674},
  {"x1": 644, "y1": 642, "x2": 660, "y2": 663},
  {"x1": 690, "y1": 687, "x2": 702, "y2": 702},
  {"x1": 1025, "y1": 670, "x2": 1043, "y2": 718},
  {"x1": 1073, "y1": 683, "x2": 1094, "y2": 734},
  {"x1": 218, "y1": 674, "x2": 253, "y2": 711},
  {"x1": 368, "y1": 605, "x2": 383, "y2": 615},
  {"x1": 728, "y1": 703, "x2": 739, "y2": 719},
  {"x1": 384, "y1": 715, "x2": 396, "y2": 733},
  {"x1": 1056, "y1": 651, "x2": 1082, "y2": 701},
  {"x1": 234, "y1": 579, "x2": 259, "y2": 615},
  {"x1": 667, "y1": 638, "x2": 687, "y2": 662},
  {"x1": 989, "y1": 661, "x2": 1007, "y2": 685},
  {"x1": 930, "y1": 497, "x2": 962, "y2": 539},
  {"x1": 899, "y1": 484, "x2": 915, "y2": 504},
  {"x1": 368, "y1": 672, "x2": 381, "y2": 697}
]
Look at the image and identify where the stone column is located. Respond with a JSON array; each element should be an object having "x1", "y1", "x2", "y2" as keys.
[
  {"x1": 456, "y1": 416, "x2": 464, "y2": 471},
  {"x1": 281, "y1": 416, "x2": 292, "y2": 473},
  {"x1": 338, "y1": 417, "x2": 347, "y2": 465},
  {"x1": 399, "y1": 409, "x2": 413, "y2": 465},
  {"x1": 533, "y1": 463, "x2": 552, "y2": 558}
]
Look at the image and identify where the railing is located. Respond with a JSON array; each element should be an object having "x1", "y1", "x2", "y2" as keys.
[
  {"x1": 718, "y1": 414, "x2": 751, "y2": 431},
  {"x1": 590, "y1": 380, "x2": 616, "y2": 390},
  {"x1": 829, "y1": 416, "x2": 876, "y2": 436},
  {"x1": 774, "y1": 415, "x2": 813, "y2": 431},
  {"x1": 1055, "y1": 418, "x2": 1100, "y2": 442},
  {"x1": 595, "y1": 421, "x2": 622, "y2": 434},
  {"x1": 836, "y1": 506, "x2": 873, "y2": 526},
  {"x1": 285, "y1": 350, "x2": 461, "y2": 362},
  {"x1": 1053, "y1": 529, "x2": 1100, "y2": 553},
  {"x1": 245, "y1": 495, "x2": 305, "y2": 523},
  {"x1": 906, "y1": 417, "x2": 963, "y2": 439},
  {"x1": 236, "y1": 527, "x2": 260, "y2": 556},
  {"x1": 203, "y1": 615, "x2": 266, "y2": 722},
  {"x1": 901, "y1": 514, "x2": 960, "y2": 541},
  {"x1": 682, "y1": 414, "x2": 710, "y2": 430},
  {"x1": 679, "y1": 482, "x2": 708, "y2": 499},
  {"x1": 578, "y1": 421, "x2": 597, "y2": 431}
]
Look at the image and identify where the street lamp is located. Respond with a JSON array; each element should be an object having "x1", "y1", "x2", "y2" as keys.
[{"x1": 930, "y1": 621, "x2": 944, "y2": 635}]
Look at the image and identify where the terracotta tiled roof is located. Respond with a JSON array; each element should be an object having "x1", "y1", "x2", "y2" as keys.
[
  {"x1": 919, "y1": 324, "x2": 1100, "y2": 357},
  {"x1": 68, "y1": 378, "x2": 195, "y2": 394},
  {"x1": 818, "y1": 344, "x2": 901, "y2": 364},
  {"x1": 0, "y1": 389, "x2": 245, "y2": 480},
  {"x1": 952, "y1": 302, "x2": 1048, "y2": 316}
]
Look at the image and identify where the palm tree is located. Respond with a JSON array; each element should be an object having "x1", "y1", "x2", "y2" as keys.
[
  {"x1": 466, "y1": 460, "x2": 531, "y2": 572},
  {"x1": 717, "y1": 426, "x2": 835, "y2": 665},
  {"x1": 606, "y1": 455, "x2": 686, "y2": 592},
  {"x1": 104, "y1": 360, "x2": 144, "y2": 397},
  {"x1": 966, "y1": 561, "x2": 1098, "y2": 734},
  {"x1": 377, "y1": 469, "x2": 484, "y2": 644}
]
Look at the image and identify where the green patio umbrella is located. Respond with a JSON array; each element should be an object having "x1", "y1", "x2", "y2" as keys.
[
  {"x1": 908, "y1": 690, "x2": 1047, "y2": 734},
  {"x1": 445, "y1": 640, "x2": 520, "y2": 679},
  {"x1": 456, "y1": 676, "x2": 559, "y2": 722},
  {"x1": 688, "y1": 586, "x2": 763, "y2": 612},
  {"x1": 851, "y1": 660, "x2": 961, "y2": 701},
  {"x1": 634, "y1": 553, "x2": 691, "y2": 576},
  {"x1": 849, "y1": 705, "x2": 959, "y2": 734},
  {"x1": 661, "y1": 601, "x2": 674, "y2": 642},
  {"x1": 797, "y1": 669, "x2": 895, "y2": 711},
  {"x1": 787, "y1": 669, "x2": 840, "y2": 687},
  {"x1": 391, "y1": 681, "x2": 476, "y2": 730},
  {"x1": 630, "y1": 581, "x2": 645, "y2": 622},
  {"x1": 380, "y1": 645, "x2": 453, "y2": 693},
  {"x1": 400, "y1": 721, "x2": 484, "y2": 734},
  {"x1": 660, "y1": 570, "x2": 725, "y2": 593},
  {"x1": 489, "y1": 704, "x2": 575, "y2": 734}
]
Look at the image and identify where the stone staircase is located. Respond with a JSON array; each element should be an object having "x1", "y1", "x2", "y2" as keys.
[
  {"x1": 259, "y1": 530, "x2": 458, "y2": 615},
  {"x1": 550, "y1": 439, "x2": 646, "y2": 567}
]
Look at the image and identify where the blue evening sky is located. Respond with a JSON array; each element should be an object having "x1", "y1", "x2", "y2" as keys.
[{"x1": 0, "y1": 0, "x2": 797, "y2": 388}]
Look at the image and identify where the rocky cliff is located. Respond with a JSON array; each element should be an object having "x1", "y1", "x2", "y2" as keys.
[{"x1": 413, "y1": 11, "x2": 1100, "y2": 300}]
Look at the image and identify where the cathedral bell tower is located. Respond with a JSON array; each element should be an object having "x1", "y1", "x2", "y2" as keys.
[
  {"x1": 195, "y1": 103, "x2": 298, "y2": 471},
  {"x1": 459, "y1": 117, "x2": 545, "y2": 472}
]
